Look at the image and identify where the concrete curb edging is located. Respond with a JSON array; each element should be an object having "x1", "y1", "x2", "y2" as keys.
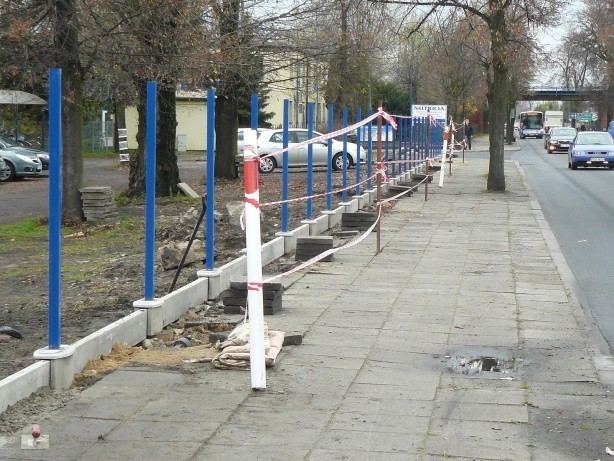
[{"x1": 0, "y1": 362, "x2": 50, "y2": 414}]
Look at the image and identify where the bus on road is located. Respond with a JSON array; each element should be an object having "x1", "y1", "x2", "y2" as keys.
[{"x1": 519, "y1": 111, "x2": 544, "y2": 139}]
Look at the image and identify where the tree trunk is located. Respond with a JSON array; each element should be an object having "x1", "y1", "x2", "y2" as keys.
[
  {"x1": 113, "y1": 101, "x2": 126, "y2": 152},
  {"x1": 127, "y1": 81, "x2": 181, "y2": 197},
  {"x1": 487, "y1": 2, "x2": 507, "y2": 192},
  {"x1": 156, "y1": 85, "x2": 180, "y2": 196},
  {"x1": 55, "y1": 0, "x2": 84, "y2": 221},
  {"x1": 214, "y1": 0, "x2": 241, "y2": 180},
  {"x1": 128, "y1": 79, "x2": 147, "y2": 197},
  {"x1": 215, "y1": 95, "x2": 239, "y2": 179}
]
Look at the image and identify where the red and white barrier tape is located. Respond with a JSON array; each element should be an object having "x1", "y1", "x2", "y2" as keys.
[
  {"x1": 381, "y1": 175, "x2": 428, "y2": 204},
  {"x1": 263, "y1": 206, "x2": 382, "y2": 284},
  {"x1": 259, "y1": 109, "x2": 397, "y2": 161},
  {"x1": 260, "y1": 171, "x2": 382, "y2": 208}
]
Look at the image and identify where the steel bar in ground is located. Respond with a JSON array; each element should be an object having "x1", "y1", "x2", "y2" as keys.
[
  {"x1": 205, "y1": 89, "x2": 216, "y2": 270},
  {"x1": 48, "y1": 68, "x2": 62, "y2": 349}
]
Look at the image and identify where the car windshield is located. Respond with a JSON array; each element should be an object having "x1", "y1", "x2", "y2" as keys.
[
  {"x1": 552, "y1": 128, "x2": 576, "y2": 137},
  {"x1": 576, "y1": 132, "x2": 614, "y2": 145},
  {"x1": 0, "y1": 135, "x2": 17, "y2": 147}
]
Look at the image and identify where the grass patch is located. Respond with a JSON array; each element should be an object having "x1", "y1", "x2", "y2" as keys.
[{"x1": 0, "y1": 219, "x2": 49, "y2": 239}]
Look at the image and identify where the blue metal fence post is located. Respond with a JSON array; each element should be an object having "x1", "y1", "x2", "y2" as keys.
[
  {"x1": 408, "y1": 117, "x2": 416, "y2": 170},
  {"x1": 367, "y1": 109, "x2": 373, "y2": 189},
  {"x1": 144, "y1": 81, "x2": 157, "y2": 300},
  {"x1": 205, "y1": 89, "x2": 216, "y2": 271},
  {"x1": 326, "y1": 104, "x2": 333, "y2": 210},
  {"x1": 307, "y1": 102, "x2": 314, "y2": 219},
  {"x1": 342, "y1": 106, "x2": 348, "y2": 202},
  {"x1": 48, "y1": 68, "x2": 62, "y2": 350},
  {"x1": 392, "y1": 116, "x2": 401, "y2": 177},
  {"x1": 382, "y1": 123, "x2": 392, "y2": 176},
  {"x1": 391, "y1": 116, "x2": 396, "y2": 177},
  {"x1": 400, "y1": 118, "x2": 406, "y2": 173},
  {"x1": 281, "y1": 100, "x2": 289, "y2": 231},
  {"x1": 355, "y1": 107, "x2": 361, "y2": 196}
]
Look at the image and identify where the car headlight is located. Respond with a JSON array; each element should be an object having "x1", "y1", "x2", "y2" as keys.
[{"x1": 16, "y1": 154, "x2": 34, "y2": 162}]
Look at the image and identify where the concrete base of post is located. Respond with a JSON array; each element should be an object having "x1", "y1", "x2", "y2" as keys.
[
  {"x1": 339, "y1": 200, "x2": 359, "y2": 213},
  {"x1": 133, "y1": 298, "x2": 164, "y2": 336},
  {"x1": 365, "y1": 189, "x2": 376, "y2": 205},
  {"x1": 275, "y1": 224, "x2": 310, "y2": 253},
  {"x1": 302, "y1": 215, "x2": 328, "y2": 236},
  {"x1": 322, "y1": 207, "x2": 344, "y2": 229},
  {"x1": 33, "y1": 345, "x2": 76, "y2": 389},
  {"x1": 197, "y1": 268, "x2": 222, "y2": 299},
  {"x1": 353, "y1": 192, "x2": 370, "y2": 209}
]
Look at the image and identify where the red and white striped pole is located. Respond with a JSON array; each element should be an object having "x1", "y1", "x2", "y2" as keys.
[
  {"x1": 439, "y1": 122, "x2": 450, "y2": 188},
  {"x1": 243, "y1": 129, "x2": 266, "y2": 390}
]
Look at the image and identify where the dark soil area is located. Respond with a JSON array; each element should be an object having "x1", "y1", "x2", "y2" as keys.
[{"x1": 0, "y1": 154, "x2": 370, "y2": 382}]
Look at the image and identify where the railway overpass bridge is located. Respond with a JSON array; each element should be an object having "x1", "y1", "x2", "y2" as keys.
[
  {"x1": 520, "y1": 87, "x2": 606, "y2": 101},
  {"x1": 519, "y1": 87, "x2": 611, "y2": 129}
]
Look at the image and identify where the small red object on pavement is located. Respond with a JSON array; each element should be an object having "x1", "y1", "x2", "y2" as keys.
[{"x1": 32, "y1": 425, "x2": 41, "y2": 439}]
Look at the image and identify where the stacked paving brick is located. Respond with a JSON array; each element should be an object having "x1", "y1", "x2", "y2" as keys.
[
  {"x1": 295, "y1": 236, "x2": 334, "y2": 262},
  {"x1": 222, "y1": 280, "x2": 284, "y2": 315},
  {"x1": 341, "y1": 212, "x2": 377, "y2": 231},
  {"x1": 79, "y1": 187, "x2": 118, "y2": 223}
]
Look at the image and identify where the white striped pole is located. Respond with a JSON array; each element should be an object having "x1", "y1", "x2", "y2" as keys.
[
  {"x1": 243, "y1": 129, "x2": 266, "y2": 390},
  {"x1": 439, "y1": 122, "x2": 449, "y2": 188}
]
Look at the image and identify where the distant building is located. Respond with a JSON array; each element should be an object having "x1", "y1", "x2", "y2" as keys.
[{"x1": 125, "y1": 62, "x2": 329, "y2": 151}]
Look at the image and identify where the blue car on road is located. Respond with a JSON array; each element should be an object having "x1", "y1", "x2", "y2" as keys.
[{"x1": 568, "y1": 131, "x2": 614, "y2": 170}]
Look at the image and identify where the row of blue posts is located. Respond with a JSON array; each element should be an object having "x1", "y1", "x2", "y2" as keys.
[{"x1": 45, "y1": 69, "x2": 442, "y2": 351}]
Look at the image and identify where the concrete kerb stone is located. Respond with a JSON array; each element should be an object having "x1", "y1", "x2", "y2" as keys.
[
  {"x1": 198, "y1": 256, "x2": 246, "y2": 299},
  {"x1": 133, "y1": 297, "x2": 165, "y2": 335},
  {"x1": 0, "y1": 361, "x2": 50, "y2": 414},
  {"x1": 322, "y1": 206, "x2": 345, "y2": 229},
  {"x1": 51, "y1": 310, "x2": 148, "y2": 389},
  {"x1": 276, "y1": 224, "x2": 310, "y2": 254},
  {"x1": 338, "y1": 198, "x2": 359, "y2": 213},
  {"x1": 261, "y1": 236, "x2": 285, "y2": 265},
  {"x1": 302, "y1": 214, "x2": 328, "y2": 236}
]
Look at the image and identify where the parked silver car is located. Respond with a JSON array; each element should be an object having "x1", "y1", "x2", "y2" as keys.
[
  {"x1": 0, "y1": 147, "x2": 42, "y2": 181},
  {"x1": 0, "y1": 156, "x2": 10, "y2": 181},
  {"x1": 0, "y1": 135, "x2": 49, "y2": 170}
]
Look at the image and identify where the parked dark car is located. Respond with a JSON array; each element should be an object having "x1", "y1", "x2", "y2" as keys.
[
  {"x1": 544, "y1": 127, "x2": 576, "y2": 154},
  {"x1": 0, "y1": 135, "x2": 49, "y2": 170}
]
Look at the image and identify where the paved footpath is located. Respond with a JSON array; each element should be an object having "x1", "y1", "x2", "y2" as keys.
[{"x1": 1, "y1": 148, "x2": 613, "y2": 460}]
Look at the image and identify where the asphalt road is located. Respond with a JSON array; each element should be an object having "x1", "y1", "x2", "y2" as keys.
[
  {"x1": 0, "y1": 154, "x2": 207, "y2": 225},
  {"x1": 476, "y1": 138, "x2": 614, "y2": 355}
]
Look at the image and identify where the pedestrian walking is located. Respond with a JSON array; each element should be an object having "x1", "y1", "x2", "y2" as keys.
[{"x1": 464, "y1": 120, "x2": 473, "y2": 150}]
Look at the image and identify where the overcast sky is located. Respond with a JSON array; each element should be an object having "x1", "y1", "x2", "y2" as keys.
[{"x1": 532, "y1": 0, "x2": 585, "y2": 86}]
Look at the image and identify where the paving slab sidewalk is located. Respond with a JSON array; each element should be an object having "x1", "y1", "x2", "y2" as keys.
[{"x1": 1, "y1": 153, "x2": 613, "y2": 461}]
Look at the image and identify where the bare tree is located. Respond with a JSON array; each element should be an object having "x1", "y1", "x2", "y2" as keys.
[{"x1": 370, "y1": 0, "x2": 561, "y2": 191}]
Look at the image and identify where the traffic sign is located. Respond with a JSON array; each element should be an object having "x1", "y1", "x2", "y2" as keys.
[{"x1": 576, "y1": 113, "x2": 594, "y2": 122}]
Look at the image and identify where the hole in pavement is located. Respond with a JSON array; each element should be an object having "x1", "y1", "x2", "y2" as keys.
[{"x1": 445, "y1": 347, "x2": 519, "y2": 376}]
